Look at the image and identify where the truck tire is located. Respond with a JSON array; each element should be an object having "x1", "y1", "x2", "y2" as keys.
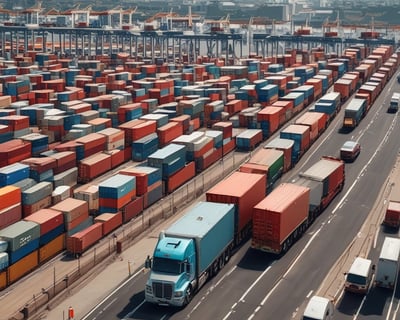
[{"x1": 184, "y1": 285, "x2": 193, "y2": 306}]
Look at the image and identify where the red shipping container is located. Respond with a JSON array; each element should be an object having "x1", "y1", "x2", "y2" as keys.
[
  {"x1": 166, "y1": 161, "x2": 195, "y2": 193},
  {"x1": 225, "y1": 99, "x2": 243, "y2": 115},
  {"x1": 67, "y1": 222, "x2": 103, "y2": 255},
  {"x1": 94, "y1": 212, "x2": 123, "y2": 236},
  {"x1": 239, "y1": 163, "x2": 268, "y2": 175},
  {"x1": 107, "y1": 149, "x2": 125, "y2": 168},
  {"x1": 118, "y1": 119, "x2": 146, "y2": 146},
  {"x1": 170, "y1": 115, "x2": 191, "y2": 133},
  {"x1": 196, "y1": 147, "x2": 222, "y2": 172},
  {"x1": 75, "y1": 133, "x2": 107, "y2": 151},
  {"x1": 23, "y1": 195, "x2": 52, "y2": 217},
  {"x1": 118, "y1": 167, "x2": 148, "y2": 196},
  {"x1": 206, "y1": 171, "x2": 266, "y2": 236},
  {"x1": 252, "y1": 183, "x2": 310, "y2": 254},
  {"x1": 0, "y1": 203, "x2": 22, "y2": 230},
  {"x1": 257, "y1": 106, "x2": 282, "y2": 134},
  {"x1": 295, "y1": 112, "x2": 321, "y2": 143},
  {"x1": 0, "y1": 186, "x2": 21, "y2": 211},
  {"x1": 212, "y1": 122, "x2": 233, "y2": 139},
  {"x1": 49, "y1": 151, "x2": 76, "y2": 168},
  {"x1": 131, "y1": 120, "x2": 157, "y2": 141},
  {"x1": 66, "y1": 211, "x2": 89, "y2": 231},
  {"x1": 223, "y1": 138, "x2": 236, "y2": 156},
  {"x1": 122, "y1": 196, "x2": 144, "y2": 222},
  {"x1": 117, "y1": 103, "x2": 142, "y2": 123},
  {"x1": 79, "y1": 152, "x2": 112, "y2": 182},
  {"x1": 24, "y1": 208, "x2": 64, "y2": 236},
  {"x1": 334, "y1": 79, "x2": 352, "y2": 101},
  {"x1": 157, "y1": 122, "x2": 183, "y2": 147},
  {"x1": 99, "y1": 190, "x2": 136, "y2": 209},
  {"x1": 0, "y1": 139, "x2": 31, "y2": 166},
  {"x1": 21, "y1": 157, "x2": 57, "y2": 174}
]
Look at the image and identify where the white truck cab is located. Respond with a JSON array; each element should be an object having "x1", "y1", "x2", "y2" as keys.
[{"x1": 303, "y1": 296, "x2": 334, "y2": 320}]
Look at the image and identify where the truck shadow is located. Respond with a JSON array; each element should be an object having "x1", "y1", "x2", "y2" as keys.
[{"x1": 236, "y1": 247, "x2": 276, "y2": 271}]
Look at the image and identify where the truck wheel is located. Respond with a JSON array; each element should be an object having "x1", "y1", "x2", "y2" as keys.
[
  {"x1": 224, "y1": 248, "x2": 231, "y2": 264},
  {"x1": 184, "y1": 285, "x2": 193, "y2": 306}
]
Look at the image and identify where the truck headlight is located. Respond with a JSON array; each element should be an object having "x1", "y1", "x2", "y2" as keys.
[
  {"x1": 174, "y1": 291, "x2": 183, "y2": 297},
  {"x1": 145, "y1": 285, "x2": 152, "y2": 294}
]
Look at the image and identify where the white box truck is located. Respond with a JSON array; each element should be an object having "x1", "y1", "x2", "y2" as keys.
[{"x1": 375, "y1": 236, "x2": 400, "y2": 289}]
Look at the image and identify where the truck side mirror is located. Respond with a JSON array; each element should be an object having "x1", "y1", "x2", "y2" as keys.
[{"x1": 145, "y1": 255, "x2": 152, "y2": 269}]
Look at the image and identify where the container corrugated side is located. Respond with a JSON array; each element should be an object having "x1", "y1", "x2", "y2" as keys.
[
  {"x1": 24, "y1": 208, "x2": 64, "y2": 236},
  {"x1": 0, "y1": 220, "x2": 40, "y2": 251},
  {"x1": 39, "y1": 233, "x2": 65, "y2": 264},
  {"x1": 7, "y1": 249, "x2": 38, "y2": 284}
]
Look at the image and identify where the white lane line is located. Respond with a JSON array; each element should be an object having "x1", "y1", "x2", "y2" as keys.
[
  {"x1": 102, "y1": 297, "x2": 117, "y2": 312},
  {"x1": 81, "y1": 268, "x2": 145, "y2": 320},
  {"x1": 306, "y1": 290, "x2": 313, "y2": 299},
  {"x1": 122, "y1": 299, "x2": 146, "y2": 320},
  {"x1": 222, "y1": 266, "x2": 272, "y2": 320},
  {"x1": 353, "y1": 295, "x2": 367, "y2": 320}
]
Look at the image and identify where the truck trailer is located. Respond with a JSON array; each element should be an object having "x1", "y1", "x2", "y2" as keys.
[
  {"x1": 375, "y1": 236, "x2": 400, "y2": 289},
  {"x1": 145, "y1": 202, "x2": 235, "y2": 306},
  {"x1": 342, "y1": 98, "x2": 367, "y2": 128}
]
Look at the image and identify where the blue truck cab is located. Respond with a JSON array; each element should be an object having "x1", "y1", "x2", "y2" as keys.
[
  {"x1": 145, "y1": 202, "x2": 235, "y2": 307},
  {"x1": 145, "y1": 235, "x2": 196, "y2": 306}
]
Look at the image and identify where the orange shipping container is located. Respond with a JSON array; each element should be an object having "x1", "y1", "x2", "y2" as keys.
[
  {"x1": 94, "y1": 212, "x2": 123, "y2": 235},
  {"x1": 0, "y1": 186, "x2": 21, "y2": 211},
  {"x1": 39, "y1": 233, "x2": 65, "y2": 263},
  {"x1": 257, "y1": 106, "x2": 283, "y2": 134},
  {"x1": 78, "y1": 152, "x2": 112, "y2": 182},
  {"x1": 99, "y1": 190, "x2": 135, "y2": 209},
  {"x1": 157, "y1": 122, "x2": 183, "y2": 147},
  {"x1": 8, "y1": 250, "x2": 38, "y2": 284},
  {"x1": 66, "y1": 223, "x2": 103, "y2": 255},
  {"x1": 0, "y1": 270, "x2": 6, "y2": 290},
  {"x1": 206, "y1": 171, "x2": 266, "y2": 235}
]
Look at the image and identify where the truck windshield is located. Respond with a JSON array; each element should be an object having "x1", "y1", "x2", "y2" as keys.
[
  {"x1": 152, "y1": 257, "x2": 182, "y2": 275},
  {"x1": 347, "y1": 273, "x2": 367, "y2": 285}
]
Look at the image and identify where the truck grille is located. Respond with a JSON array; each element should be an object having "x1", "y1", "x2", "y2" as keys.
[{"x1": 153, "y1": 281, "x2": 173, "y2": 299}]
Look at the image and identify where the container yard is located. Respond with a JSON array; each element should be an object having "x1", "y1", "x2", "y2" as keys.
[{"x1": 0, "y1": 13, "x2": 397, "y2": 318}]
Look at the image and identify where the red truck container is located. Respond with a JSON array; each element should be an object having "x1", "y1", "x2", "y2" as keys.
[
  {"x1": 299, "y1": 156, "x2": 345, "y2": 210},
  {"x1": 252, "y1": 183, "x2": 310, "y2": 254},
  {"x1": 67, "y1": 222, "x2": 103, "y2": 255},
  {"x1": 334, "y1": 78, "x2": 352, "y2": 102},
  {"x1": 206, "y1": 171, "x2": 266, "y2": 241},
  {"x1": 383, "y1": 201, "x2": 400, "y2": 228}
]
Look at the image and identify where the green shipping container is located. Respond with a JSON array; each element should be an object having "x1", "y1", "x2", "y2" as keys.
[{"x1": 0, "y1": 221, "x2": 40, "y2": 251}]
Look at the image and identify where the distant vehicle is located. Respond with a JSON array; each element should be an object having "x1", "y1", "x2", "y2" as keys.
[
  {"x1": 383, "y1": 200, "x2": 400, "y2": 228},
  {"x1": 344, "y1": 257, "x2": 374, "y2": 294},
  {"x1": 375, "y1": 236, "x2": 400, "y2": 289},
  {"x1": 388, "y1": 92, "x2": 400, "y2": 113},
  {"x1": 342, "y1": 98, "x2": 367, "y2": 128},
  {"x1": 340, "y1": 141, "x2": 361, "y2": 162},
  {"x1": 302, "y1": 296, "x2": 334, "y2": 320}
]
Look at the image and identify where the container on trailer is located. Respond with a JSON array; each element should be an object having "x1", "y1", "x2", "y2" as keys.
[
  {"x1": 257, "y1": 106, "x2": 283, "y2": 137},
  {"x1": 343, "y1": 98, "x2": 367, "y2": 128},
  {"x1": 252, "y1": 183, "x2": 310, "y2": 254},
  {"x1": 299, "y1": 156, "x2": 344, "y2": 209},
  {"x1": 292, "y1": 177, "x2": 323, "y2": 218},
  {"x1": 206, "y1": 171, "x2": 266, "y2": 236},
  {"x1": 264, "y1": 137, "x2": 294, "y2": 173}
]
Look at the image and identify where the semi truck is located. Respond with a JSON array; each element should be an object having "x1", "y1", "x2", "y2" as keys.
[
  {"x1": 342, "y1": 98, "x2": 367, "y2": 129},
  {"x1": 388, "y1": 92, "x2": 400, "y2": 113},
  {"x1": 375, "y1": 236, "x2": 400, "y2": 289},
  {"x1": 252, "y1": 156, "x2": 345, "y2": 254},
  {"x1": 383, "y1": 200, "x2": 400, "y2": 228},
  {"x1": 145, "y1": 202, "x2": 235, "y2": 306}
]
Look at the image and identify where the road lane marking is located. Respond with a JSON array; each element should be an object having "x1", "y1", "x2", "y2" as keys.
[
  {"x1": 82, "y1": 268, "x2": 145, "y2": 320},
  {"x1": 122, "y1": 300, "x2": 146, "y2": 320},
  {"x1": 222, "y1": 266, "x2": 271, "y2": 320}
]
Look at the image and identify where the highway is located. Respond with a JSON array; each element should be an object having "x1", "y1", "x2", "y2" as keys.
[{"x1": 82, "y1": 73, "x2": 400, "y2": 320}]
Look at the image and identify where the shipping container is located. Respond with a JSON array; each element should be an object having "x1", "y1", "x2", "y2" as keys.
[
  {"x1": 24, "y1": 208, "x2": 64, "y2": 236},
  {"x1": 206, "y1": 171, "x2": 266, "y2": 241},
  {"x1": 165, "y1": 161, "x2": 196, "y2": 194},
  {"x1": 39, "y1": 233, "x2": 65, "y2": 264},
  {"x1": 280, "y1": 124, "x2": 310, "y2": 164},
  {"x1": 0, "y1": 220, "x2": 40, "y2": 252},
  {"x1": 66, "y1": 222, "x2": 103, "y2": 255},
  {"x1": 236, "y1": 129, "x2": 263, "y2": 151},
  {"x1": 0, "y1": 203, "x2": 22, "y2": 230},
  {"x1": 94, "y1": 212, "x2": 123, "y2": 236},
  {"x1": 122, "y1": 196, "x2": 144, "y2": 222},
  {"x1": 383, "y1": 201, "x2": 400, "y2": 229},
  {"x1": 7, "y1": 249, "x2": 38, "y2": 284},
  {"x1": 252, "y1": 183, "x2": 310, "y2": 254}
]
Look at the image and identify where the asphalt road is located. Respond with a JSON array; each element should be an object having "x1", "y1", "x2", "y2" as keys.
[{"x1": 82, "y1": 74, "x2": 400, "y2": 320}]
